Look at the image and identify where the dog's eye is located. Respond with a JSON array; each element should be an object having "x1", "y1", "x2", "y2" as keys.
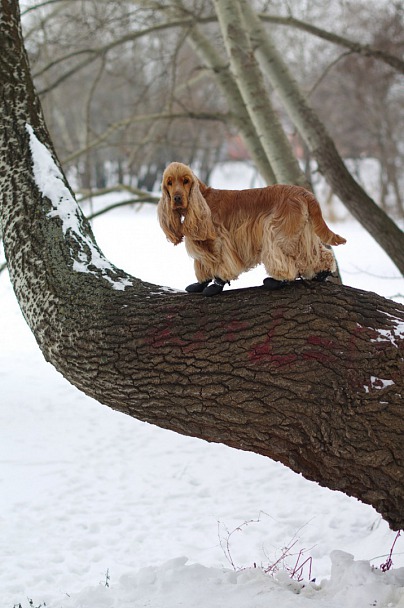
[
  {"x1": 183, "y1": 178, "x2": 189, "y2": 185},
  {"x1": 167, "y1": 179, "x2": 172, "y2": 186}
]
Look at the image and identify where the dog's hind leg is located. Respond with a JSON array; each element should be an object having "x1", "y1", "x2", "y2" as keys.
[
  {"x1": 261, "y1": 233, "x2": 300, "y2": 283},
  {"x1": 300, "y1": 242, "x2": 337, "y2": 280},
  {"x1": 262, "y1": 277, "x2": 290, "y2": 290}
]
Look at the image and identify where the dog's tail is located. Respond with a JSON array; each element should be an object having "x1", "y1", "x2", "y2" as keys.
[{"x1": 306, "y1": 191, "x2": 346, "y2": 246}]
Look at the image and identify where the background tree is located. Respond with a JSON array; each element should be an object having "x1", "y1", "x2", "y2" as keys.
[
  {"x1": 16, "y1": 0, "x2": 404, "y2": 275},
  {"x1": 1, "y1": 1, "x2": 403, "y2": 530},
  {"x1": 230, "y1": 0, "x2": 404, "y2": 273}
]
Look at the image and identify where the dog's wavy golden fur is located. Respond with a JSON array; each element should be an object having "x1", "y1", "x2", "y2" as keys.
[{"x1": 158, "y1": 162, "x2": 346, "y2": 287}]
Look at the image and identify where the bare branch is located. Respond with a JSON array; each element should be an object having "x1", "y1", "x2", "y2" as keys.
[
  {"x1": 30, "y1": 7, "x2": 403, "y2": 100},
  {"x1": 21, "y1": 0, "x2": 78, "y2": 16},
  {"x1": 306, "y1": 50, "x2": 353, "y2": 98},
  {"x1": 35, "y1": 16, "x2": 210, "y2": 96},
  {"x1": 62, "y1": 111, "x2": 229, "y2": 165},
  {"x1": 86, "y1": 196, "x2": 159, "y2": 220},
  {"x1": 259, "y1": 13, "x2": 404, "y2": 74},
  {"x1": 77, "y1": 184, "x2": 153, "y2": 202}
]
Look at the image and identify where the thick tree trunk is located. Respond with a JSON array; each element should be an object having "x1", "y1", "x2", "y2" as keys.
[{"x1": 1, "y1": 2, "x2": 403, "y2": 530}]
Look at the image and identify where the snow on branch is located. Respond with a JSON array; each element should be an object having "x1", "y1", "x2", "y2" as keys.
[{"x1": 26, "y1": 123, "x2": 132, "y2": 291}]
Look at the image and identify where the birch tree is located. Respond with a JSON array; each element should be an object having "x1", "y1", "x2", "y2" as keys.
[
  {"x1": 211, "y1": 0, "x2": 309, "y2": 188},
  {"x1": 172, "y1": 6, "x2": 276, "y2": 184},
  {"x1": 234, "y1": 0, "x2": 404, "y2": 274}
]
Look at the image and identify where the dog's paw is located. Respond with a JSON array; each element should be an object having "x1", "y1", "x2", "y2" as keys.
[
  {"x1": 185, "y1": 280, "x2": 212, "y2": 293},
  {"x1": 263, "y1": 278, "x2": 290, "y2": 290},
  {"x1": 202, "y1": 277, "x2": 228, "y2": 297},
  {"x1": 312, "y1": 270, "x2": 332, "y2": 282}
]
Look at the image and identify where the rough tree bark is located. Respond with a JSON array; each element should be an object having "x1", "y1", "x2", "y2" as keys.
[{"x1": 1, "y1": 2, "x2": 403, "y2": 530}]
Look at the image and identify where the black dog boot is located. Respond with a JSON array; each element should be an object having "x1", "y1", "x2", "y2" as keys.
[
  {"x1": 312, "y1": 270, "x2": 332, "y2": 282},
  {"x1": 185, "y1": 280, "x2": 212, "y2": 293},
  {"x1": 263, "y1": 277, "x2": 290, "y2": 290},
  {"x1": 202, "y1": 277, "x2": 229, "y2": 297}
]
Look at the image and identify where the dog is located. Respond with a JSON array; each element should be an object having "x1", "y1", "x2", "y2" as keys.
[{"x1": 157, "y1": 162, "x2": 346, "y2": 296}]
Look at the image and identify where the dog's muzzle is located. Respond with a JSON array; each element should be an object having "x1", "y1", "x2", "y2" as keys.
[{"x1": 172, "y1": 194, "x2": 187, "y2": 210}]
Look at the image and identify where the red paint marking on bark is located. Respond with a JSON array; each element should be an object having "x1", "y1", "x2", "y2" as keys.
[
  {"x1": 302, "y1": 350, "x2": 334, "y2": 364},
  {"x1": 145, "y1": 313, "x2": 188, "y2": 349},
  {"x1": 248, "y1": 312, "x2": 297, "y2": 367},
  {"x1": 307, "y1": 335, "x2": 337, "y2": 349},
  {"x1": 271, "y1": 353, "x2": 298, "y2": 367},
  {"x1": 303, "y1": 335, "x2": 338, "y2": 364},
  {"x1": 354, "y1": 324, "x2": 379, "y2": 338},
  {"x1": 249, "y1": 339, "x2": 298, "y2": 367},
  {"x1": 225, "y1": 320, "x2": 249, "y2": 342},
  {"x1": 249, "y1": 335, "x2": 271, "y2": 363},
  {"x1": 182, "y1": 330, "x2": 207, "y2": 354}
]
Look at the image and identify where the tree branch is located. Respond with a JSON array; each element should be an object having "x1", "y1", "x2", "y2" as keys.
[
  {"x1": 259, "y1": 13, "x2": 404, "y2": 75},
  {"x1": 21, "y1": 0, "x2": 81, "y2": 16},
  {"x1": 86, "y1": 196, "x2": 158, "y2": 220},
  {"x1": 34, "y1": 16, "x2": 211, "y2": 96},
  {"x1": 2, "y1": 0, "x2": 404, "y2": 533},
  {"x1": 30, "y1": 7, "x2": 403, "y2": 100},
  {"x1": 62, "y1": 111, "x2": 229, "y2": 165}
]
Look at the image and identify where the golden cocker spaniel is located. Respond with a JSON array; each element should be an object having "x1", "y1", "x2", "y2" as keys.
[{"x1": 158, "y1": 162, "x2": 346, "y2": 296}]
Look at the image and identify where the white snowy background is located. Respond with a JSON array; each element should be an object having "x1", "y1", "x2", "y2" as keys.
[{"x1": 1, "y1": 162, "x2": 403, "y2": 607}]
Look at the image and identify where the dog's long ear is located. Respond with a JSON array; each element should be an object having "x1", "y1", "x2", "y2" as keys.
[
  {"x1": 183, "y1": 178, "x2": 216, "y2": 242},
  {"x1": 157, "y1": 187, "x2": 183, "y2": 245}
]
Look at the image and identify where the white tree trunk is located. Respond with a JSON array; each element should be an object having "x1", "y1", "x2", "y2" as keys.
[
  {"x1": 238, "y1": 0, "x2": 404, "y2": 274},
  {"x1": 212, "y1": 0, "x2": 309, "y2": 188},
  {"x1": 181, "y1": 24, "x2": 276, "y2": 183}
]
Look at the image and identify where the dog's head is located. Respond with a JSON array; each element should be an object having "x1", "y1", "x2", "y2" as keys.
[
  {"x1": 161, "y1": 162, "x2": 195, "y2": 212},
  {"x1": 157, "y1": 162, "x2": 216, "y2": 245}
]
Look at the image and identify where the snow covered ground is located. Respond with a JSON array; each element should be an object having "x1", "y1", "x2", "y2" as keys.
[{"x1": 1, "y1": 163, "x2": 403, "y2": 607}]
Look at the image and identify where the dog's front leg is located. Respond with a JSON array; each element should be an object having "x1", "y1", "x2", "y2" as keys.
[
  {"x1": 201, "y1": 277, "x2": 230, "y2": 297},
  {"x1": 185, "y1": 259, "x2": 213, "y2": 293}
]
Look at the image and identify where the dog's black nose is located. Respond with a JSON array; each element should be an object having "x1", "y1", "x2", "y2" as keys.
[{"x1": 173, "y1": 194, "x2": 182, "y2": 206}]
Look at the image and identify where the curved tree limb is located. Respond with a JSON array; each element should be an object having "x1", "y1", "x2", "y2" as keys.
[
  {"x1": 1, "y1": 1, "x2": 403, "y2": 531},
  {"x1": 86, "y1": 197, "x2": 158, "y2": 220}
]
